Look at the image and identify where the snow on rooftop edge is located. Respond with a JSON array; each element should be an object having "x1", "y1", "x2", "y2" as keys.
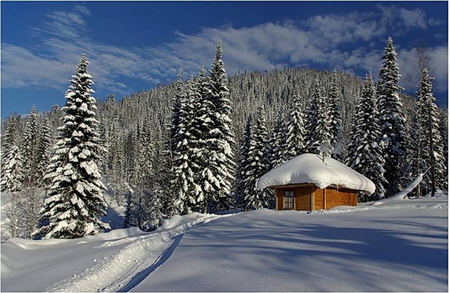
[{"x1": 257, "y1": 153, "x2": 376, "y2": 195}]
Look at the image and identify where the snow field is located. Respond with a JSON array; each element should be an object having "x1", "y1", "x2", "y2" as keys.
[
  {"x1": 131, "y1": 195, "x2": 448, "y2": 292},
  {"x1": 1, "y1": 195, "x2": 447, "y2": 292},
  {"x1": 1, "y1": 212, "x2": 226, "y2": 292}
]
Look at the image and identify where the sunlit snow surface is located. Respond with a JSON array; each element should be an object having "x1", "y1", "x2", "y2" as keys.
[{"x1": 2, "y1": 194, "x2": 447, "y2": 292}]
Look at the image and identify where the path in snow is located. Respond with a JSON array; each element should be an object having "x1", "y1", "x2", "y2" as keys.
[{"x1": 46, "y1": 214, "x2": 223, "y2": 292}]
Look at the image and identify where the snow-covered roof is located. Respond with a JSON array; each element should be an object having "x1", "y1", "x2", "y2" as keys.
[{"x1": 257, "y1": 153, "x2": 375, "y2": 195}]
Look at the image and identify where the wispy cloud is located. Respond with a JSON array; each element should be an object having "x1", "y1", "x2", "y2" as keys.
[
  {"x1": 2, "y1": 4, "x2": 447, "y2": 97},
  {"x1": 74, "y1": 5, "x2": 91, "y2": 16}
]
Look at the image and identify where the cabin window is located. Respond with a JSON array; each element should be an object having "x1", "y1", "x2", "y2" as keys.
[{"x1": 283, "y1": 190, "x2": 294, "y2": 209}]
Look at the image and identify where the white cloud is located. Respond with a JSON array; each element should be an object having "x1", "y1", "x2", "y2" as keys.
[
  {"x1": 2, "y1": 43, "x2": 74, "y2": 89},
  {"x1": 399, "y1": 8, "x2": 428, "y2": 29},
  {"x1": 2, "y1": 4, "x2": 447, "y2": 98},
  {"x1": 75, "y1": 5, "x2": 91, "y2": 16}
]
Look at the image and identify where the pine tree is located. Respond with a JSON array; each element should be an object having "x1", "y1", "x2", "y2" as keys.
[
  {"x1": 234, "y1": 116, "x2": 253, "y2": 210},
  {"x1": 329, "y1": 70, "x2": 343, "y2": 159},
  {"x1": 148, "y1": 185, "x2": 165, "y2": 230},
  {"x1": 123, "y1": 187, "x2": 135, "y2": 228},
  {"x1": 201, "y1": 41, "x2": 236, "y2": 212},
  {"x1": 268, "y1": 110, "x2": 287, "y2": 169},
  {"x1": 438, "y1": 109, "x2": 448, "y2": 192},
  {"x1": 415, "y1": 68, "x2": 446, "y2": 196},
  {"x1": 305, "y1": 81, "x2": 318, "y2": 153},
  {"x1": 284, "y1": 93, "x2": 306, "y2": 160},
  {"x1": 170, "y1": 71, "x2": 184, "y2": 155},
  {"x1": 23, "y1": 106, "x2": 40, "y2": 187},
  {"x1": 125, "y1": 129, "x2": 138, "y2": 187},
  {"x1": 244, "y1": 107, "x2": 273, "y2": 210},
  {"x1": 138, "y1": 117, "x2": 154, "y2": 189},
  {"x1": 172, "y1": 77, "x2": 202, "y2": 214},
  {"x1": 307, "y1": 80, "x2": 332, "y2": 154},
  {"x1": 152, "y1": 125, "x2": 176, "y2": 218},
  {"x1": 1, "y1": 116, "x2": 24, "y2": 193},
  {"x1": 33, "y1": 55, "x2": 109, "y2": 239},
  {"x1": 377, "y1": 37, "x2": 407, "y2": 196},
  {"x1": 196, "y1": 67, "x2": 216, "y2": 213},
  {"x1": 346, "y1": 73, "x2": 387, "y2": 201},
  {"x1": 36, "y1": 116, "x2": 54, "y2": 186}
]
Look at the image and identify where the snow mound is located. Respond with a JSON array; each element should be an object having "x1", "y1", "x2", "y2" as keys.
[{"x1": 257, "y1": 153, "x2": 375, "y2": 194}]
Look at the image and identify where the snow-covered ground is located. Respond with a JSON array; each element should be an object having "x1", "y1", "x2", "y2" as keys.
[{"x1": 2, "y1": 194, "x2": 448, "y2": 292}]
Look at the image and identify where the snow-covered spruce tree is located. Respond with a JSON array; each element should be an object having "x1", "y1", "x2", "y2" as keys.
[
  {"x1": 244, "y1": 107, "x2": 273, "y2": 210},
  {"x1": 268, "y1": 109, "x2": 287, "y2": 170},
  {"x1": 33, "y1": 55, "x2": 109, "y2": 239},
  {"x1": 148, "y1": 185, "x2": 165, "y2": 230},
  {"x1": 172, "y1": 77, "x2": 202, "y2": 214},
  {"x1": 36, "y1": 116, "x2": 54, "y2": 186},
  {"x1": 305, "y1": 81, "x2": 319, "y2": 153},
  {"x1": 284, "y1": 93, "x2": 306, "y2": 160},
  {"x1": 124, "y1": 129, "x2": 139, "y2": 187},
  {"x1": 307, "y1": 80, "x2": 332, "y2": 154},
  {"x1": 195, "y1": 67, "x2": 215, "y2": 213},
  {"x1": 137, "y1": 117, "x2": 154, "y2": 190},
  {"x1": 234, "y1": 116, "x2": 253, "y2": 210},
  {"x1": 305, "y1": 80, "x2": 324, "y2": 153},
  {"x1": 151, "y1": 126, "x2": 175, "y2": 218},
  {"x1": 23, "y1": 106, "x2": 40, "y2": 187},
  {"x1": 199, "y1": 41, "x2": 235, "y2": 212},
  {"x1": 415, "y1": 68, "x2": 446, "y2": 195},
  {"x1": 328, "y1": 70, "x2": 343, "y2": 160},
  {"x1": 19, "y1": 187, "x2": 42, "y2": 239},
  {"x1": 377, "y1": 37, "x2": 407, "y2": 196},
  {"x1": 170, "y1": 71, "x2": 184, "y2": 155},
  {"x1": 1, "y1": 116, "x2": 25, "y2": 193},
  {"x1": 123, "y1": 188, "x2": 135, "y2": 228},
  {"x1": 346, "y1": 73, "x2": 387, "y2": 202},
  {"x1": 438, "y1": 109, "x2": 448, "y2": 192}
]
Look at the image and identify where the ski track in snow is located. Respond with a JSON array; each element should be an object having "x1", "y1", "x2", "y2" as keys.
[{"x1": 46, "y1": 215, "x2": 224, "y2": 292}]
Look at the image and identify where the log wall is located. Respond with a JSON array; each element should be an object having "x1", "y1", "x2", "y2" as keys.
[{"x1": 275, "y1": 185, "x2": 358, "y2": 211}]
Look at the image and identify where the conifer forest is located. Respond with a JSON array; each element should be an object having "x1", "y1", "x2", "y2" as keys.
[{"x1": 1, "y1": 37, "x2": 448, "y2": 240}]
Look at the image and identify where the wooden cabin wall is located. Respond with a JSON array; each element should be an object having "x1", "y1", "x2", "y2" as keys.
[
  {"x1": 326, "y1": 188, "x2": 358, "y2": 209},
  {"x1": 276, "y1": 189, "x2": 283, "y2": 210},
  {"x1": 314, "y1": 188, "x2": 324, "y2": 210},
  {"x1": 295, "y1": 186, "x2": 312, "y2": 211},
  {"x1": 274, "y1": 185, "x2": 358, "y2": 211}
]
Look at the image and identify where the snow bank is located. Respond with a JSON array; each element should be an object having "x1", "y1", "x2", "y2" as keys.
[{"x1": 257, "y1": 153, "x2": 375, "y2": 194}]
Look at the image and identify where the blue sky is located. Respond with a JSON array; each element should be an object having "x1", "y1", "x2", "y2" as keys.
[{"x1": 1, "y1": 1, "x2": 448, "y2": 118}]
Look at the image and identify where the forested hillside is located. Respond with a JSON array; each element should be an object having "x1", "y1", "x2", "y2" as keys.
[{"x1": 2, "y1": 39, "x2": 448, "y2": 240}]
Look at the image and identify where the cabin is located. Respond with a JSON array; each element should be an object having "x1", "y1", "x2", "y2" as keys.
[{"x1": 257, "y1": 153, "x2": 375, "y2": 211}]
